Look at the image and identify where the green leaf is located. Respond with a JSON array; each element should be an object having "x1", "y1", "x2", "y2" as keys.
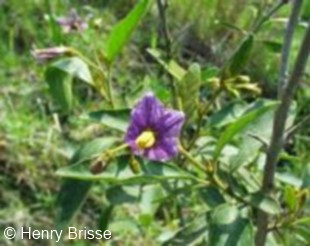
[
  {"x1": 276, "y1": 172, "x2": 302, "y2": 188},
  {"x1": 213, "y1": 100, "x2": 278, "y2": 160},
  {"x1": 56, "y1": 155, "x2": 194, "y2": 185},
  {"x1": 55, "y1": 137, "x2": 117, "y2": 229},
  {"x1": 161, "y1": 214, "x2": 208, "y2": 245},
  {"x1": 219, "y1": 21, "x2": 244, "y2": 33},
  {"x1": 106, "y1": 185, "x2": 140, "y2": 205},
  {"x1": 229, "y1": 101, "x2": 296, "y2": 171},
  {"x1": 106, "y1": 0, "x2": 149, "y2": 62},
  {"x1": 208, "y1": 100, "x2": 247, "y2": 128},
  {"x1": 147, "y1": 48, "x2": 186, "y2": 80},
  {"x1": 198, "y1": 186, "x2": 225, "y2": 208},
  {"x1": 262, "y1": 40, "x2": 282, "y2": 53},
  {"x1": 302, "y1": 163, "x2": 310, "y2": 188},
  {"x1": 45, "y1": 57, "x2": 94, "y2": 112},
  {"x1": 45, "y1": 68, "x2": 73, "y2": 112},
  {"x1": 245, "y1": 192, "x2": 280, "y2": 215},
  {"x1": 139, "y1": 184, "x2": 164, "y2": 215},
  {"x1": 89, "y1": 108, "x2": 131, "y2": 132},
  {"x1": 71, "y1": 137, "x2": 119, "y2": 164},
  {"x1": 98, "y1": 205, "x2": 114, "y2": 231},
  {"x1": 224, "y1": 34, "x2": 254, "y2": 77},
  {"x1": 301, "y1": 0, "x2": 310, "y2": 19},
  {"x1": 49, "y1": 57, "x2": 93, "y2": 85},
  {"x1": 284, "y1": 185, "x2": 298, "y2": 212},
  {"x1": 211, "y1": 204, "x2": 239, "y2": 225},
  {"x1": 56, "y1": 180, "x2": 92, "y2": 230},
  {"x1": 209, "y1": 204, "x2": 254, "y2": 246},
  {"x1": 229, "y1": 103, "x2": 274, "y2": 171},
  {"x1": 178, "y1": 63, "x2": 201, "y2": 121},
  {"x1": 201, "y1": 66, "x2": 220, "y2": 81}
]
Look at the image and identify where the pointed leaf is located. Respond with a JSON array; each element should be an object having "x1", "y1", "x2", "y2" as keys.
[
  {"x1": 161, "y1": 214, "x2": 208, "y2": 245},
  {"x1": 245, "y1": 192, "x2": 280, "y2": 215},
  {"x1": 45, "y1": 68, "x2": 73, "y2": 112},
  {"x1": 45, "y1": 57, "x2": 94, "y2": 112},
  {"x1": 209, "y1": 204, "x2": 254, "y2": 246},
  {"x1": 56, "y1": 180, "x2": 92, "y2": 230},
  {"x1": 50, "y1": 57, "x2": 93, "y2": 85},
  {"x1": 89, "y1": 108, "x2": 131, "y2": 132},
  {"x1": 213, "y1": 101, "x2": 278, "y2": 160},
  {"x1": 224, "y1": 34, "x2": 254, "y2": 77},
  {"x1": 56, "y1": 155, "x2": 194, "y2": 185},
  {"x1": 178, "y1": 63, "x2": 201, "y2": 122},
  {"x1": 147, "y1": 48, "x2": 186, "y2": 80},
  {"x1": 106, "y1": 0, "x2": 149, "y2": 62},
  {"x1": 55, "y1": 137, "x2": 117, "y2": 229},
  {"x1": 302, "y1": 163, "x2": 310, "y2": 188}
]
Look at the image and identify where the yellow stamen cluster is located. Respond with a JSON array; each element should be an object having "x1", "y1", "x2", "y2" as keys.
[{"x1": 135, "y1": 130, "x2": 156, "y2": 149}]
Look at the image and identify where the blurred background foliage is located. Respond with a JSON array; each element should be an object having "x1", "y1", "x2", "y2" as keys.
[{"x1": 0, "y1": 0, "x2": 310, "y2": 245}]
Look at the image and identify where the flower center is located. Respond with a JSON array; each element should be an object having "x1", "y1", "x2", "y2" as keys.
[{"x1": 135, "y1": 130, "x2": 156, "y2": 149}]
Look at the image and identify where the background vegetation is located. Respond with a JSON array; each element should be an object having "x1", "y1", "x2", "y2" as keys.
[{"x1": 0, "y1": 0, "x2": 310, "y2": 245}]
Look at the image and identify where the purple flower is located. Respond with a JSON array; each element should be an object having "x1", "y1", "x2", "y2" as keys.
[
  {"x1": 56, "y1": 8, "x2": 88, "y2": 33},
  {"x1": 125, "y1": 93, "x2": 185, "y2": 162}
]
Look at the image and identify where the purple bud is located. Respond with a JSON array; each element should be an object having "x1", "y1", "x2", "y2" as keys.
[{"x1": 31, "y1": 46, "x2": 71, "y2": 63}]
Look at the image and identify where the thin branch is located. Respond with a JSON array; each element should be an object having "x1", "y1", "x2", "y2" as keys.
[
  {"x1": 286, "y1": 113, "x2": 310, "y2": 141},
  {"x1": 187, "y1": 88, "x2": 222, "y2": 150},
  {"x1": 106, "y1": 65, "x2": 115, "y2": 108},
  {"x1": 156, "y1": 0, "x2": 171, "y2": 60},
  {"x1": 156, "y1": 0, "x2": 179, "y2": 109},
  {"x1": 253, "y1": 0, "x2": 289, "y2": 33},
  {"x1": 278, "y1": 0, "x2": 304, "y2": 97},
  {"x1": 255, "y1": 19, "x2": 310, "y2": 246}
]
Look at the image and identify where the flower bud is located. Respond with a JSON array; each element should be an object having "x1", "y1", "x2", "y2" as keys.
[
  {"x1": 90, "y1": 159, "x2": 108, "y2": 174},
  {"x1": 56, "y1": 8, "x2": 88, "y2": 33},
  {"x1": 31, "y1": 46, "x2": 72, "y2": 63},
  {"x1": 235, "y1": 83, "x2": 261, "y2": 95},
  {"x1": 235, "y1": 75, "x2": 250, "y2": 84},
  {"x1": 129, "y1": 157, "x2": 141, "y2": 174},
  {"x1": 206, "y1": 77, "x2": 220, "y2": 89}
]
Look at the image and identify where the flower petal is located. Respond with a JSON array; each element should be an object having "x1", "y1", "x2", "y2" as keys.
[
  {"x1": 125, "y1": 123, "x2": 141, "y2": 144},
  {"x1": 144, "y1": 137, "x2": 179, "y2": 161},
  {"x1": 125, "y1": 93, "x2": 164, "y2": 145},
  {"x1": 130, "y1": 92, "x2": 165, "y2": 129},
  {"x1": 157, "y1": 109, "x2": 185, "y2": 137}
]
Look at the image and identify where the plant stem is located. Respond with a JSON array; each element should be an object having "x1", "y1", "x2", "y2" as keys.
[
  {"x1": 252, "y1": 0, "x2": 288, "y2": 34},
  {"x1": 156, "y1": 0, "x2": 179, "y2": 108},
  {"x1": 156, "y1": 0, "x2": 171, "y2": 60},
  {"x1": 278, "y1": 0, "x2": 303, "y2": 97},
  {"x1": 70, "y1": 48, "x2": 102, "y2": 72},
  {"x1": 179, "y1": 145, "x2": 226, "y2": 189},
  {"x1": 255, "y1": 19, "x2": 310, "y2": 246},
  {"x1": 178, "y1": 144, "x2": 206, "y2": 172},
  {"x1": 106, "y1": 65, "x2": 115, "y2": 108},
  {"x1": 96, "y1": 143, "x2": 129, "y2": 162},
  {"x1": 179, "y1": 145, "x2": 253, "y2": 205},
  {"x1": 187, "y1": 88, "x2": 222, "y2": 149},
  {"x1": 286, "y1": 114, "x2": 310, "y2": 141}
]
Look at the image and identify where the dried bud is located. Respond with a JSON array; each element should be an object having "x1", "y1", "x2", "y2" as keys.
[
  {"x1": 31, "y1": 46, "x2": 72, "y2": 63},
  {"x1": 90, "y1": 159, "x2": 108, "y2": 174}
]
